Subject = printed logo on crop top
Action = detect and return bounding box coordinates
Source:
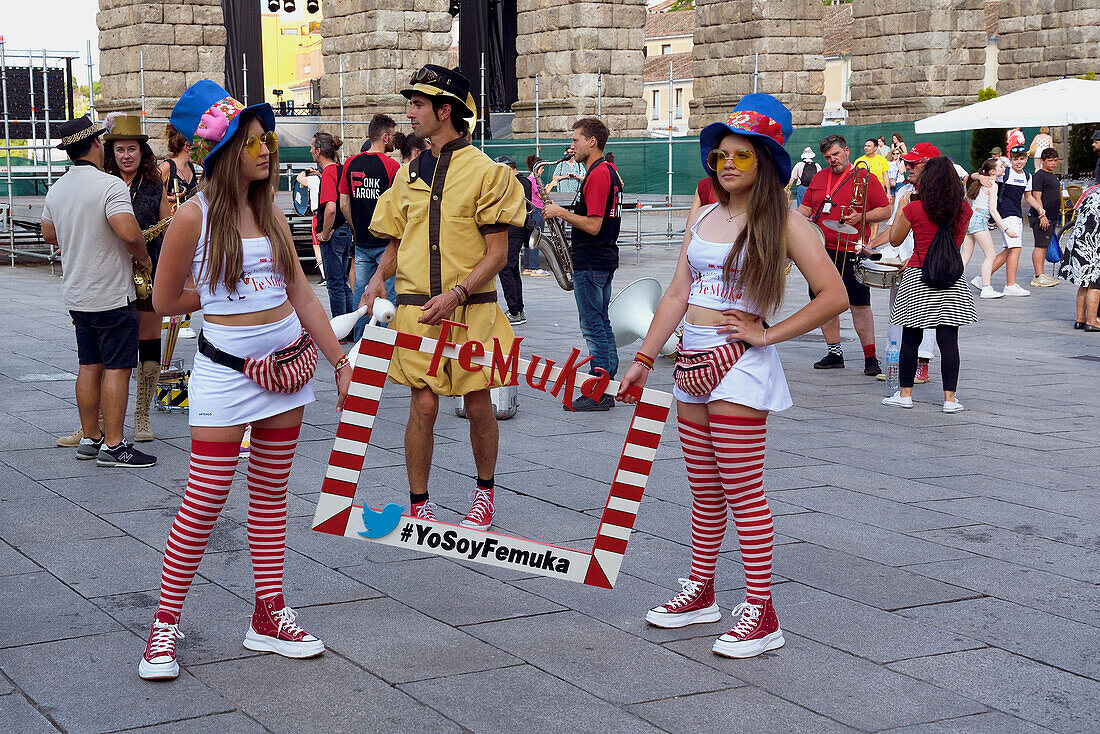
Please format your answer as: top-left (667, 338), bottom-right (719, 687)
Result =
top-left (691, 262), bottom-right (745, 304)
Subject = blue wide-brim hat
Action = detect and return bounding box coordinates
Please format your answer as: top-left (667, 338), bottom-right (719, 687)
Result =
top-left (170, 80), bottom-right (275, 174)
top-left (699, 93), bottom-right (793, 182)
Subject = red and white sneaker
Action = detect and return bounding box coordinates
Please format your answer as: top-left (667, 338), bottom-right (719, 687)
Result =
top-left (461, 486), bottom-right (494, 530)
top-left (138, 609), bottom-right (184, 680)
top-left (243, 594), bottom-right (325, 658)
top-left (915, 360), bottom-right (931, 384)
top-left (411, 499), bottom-right (438, 522)
top-left (645, 577), bottom-right (722, 628)
top-left (712, 596), bottom-right (785, 658)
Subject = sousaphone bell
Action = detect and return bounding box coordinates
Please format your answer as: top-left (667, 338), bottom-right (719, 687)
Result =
top-left (608, 277), bottom-right (678, 357)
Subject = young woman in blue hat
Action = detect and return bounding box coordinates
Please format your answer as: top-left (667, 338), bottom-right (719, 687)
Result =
top-left (617, 94), bottom-right (847, 658)
top-left (139, 81), bottom-right (352, 680)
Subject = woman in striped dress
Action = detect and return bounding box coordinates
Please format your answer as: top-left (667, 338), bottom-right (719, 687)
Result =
top-left (881, 157), bottom-right (977, 413)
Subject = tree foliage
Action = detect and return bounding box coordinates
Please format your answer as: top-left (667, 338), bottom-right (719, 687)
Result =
top-left (970, 88), bottom-right (1003, 171)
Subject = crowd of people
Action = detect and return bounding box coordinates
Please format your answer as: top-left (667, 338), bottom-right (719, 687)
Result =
top-left (38, 60), bottom-right (1100, 684)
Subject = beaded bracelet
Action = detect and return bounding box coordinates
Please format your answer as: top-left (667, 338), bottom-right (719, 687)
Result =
top-left (633, 352), bottom-right (655, 371)
top-left (334, 355), bottom-right (350, 375)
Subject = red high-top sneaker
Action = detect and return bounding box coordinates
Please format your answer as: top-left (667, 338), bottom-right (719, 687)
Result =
top-left (139, 609), bottom-right (184, 680)
top-left (461, 486), bottom-right (494, 530)
top-left (712, 596), bottom-right (785, 658)
top-left (243, 594), bottom-right (325, 658)
top-left (645, 577), bottom-right (722, 628)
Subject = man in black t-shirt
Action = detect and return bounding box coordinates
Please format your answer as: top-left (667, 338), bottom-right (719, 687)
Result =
top-left (543, 117), bottom-right (623, 411)
top-left (340, 114), bottom-right (400, 339)
top-left (1026, 148), bottom-right (1062, 288)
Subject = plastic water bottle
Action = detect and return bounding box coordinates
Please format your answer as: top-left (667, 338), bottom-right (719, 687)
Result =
top-left (885, 340), bottom-right (900, 394)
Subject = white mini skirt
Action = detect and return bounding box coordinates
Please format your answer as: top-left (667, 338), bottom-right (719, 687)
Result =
top-left (189, 311), bottom-right (315, 427)
top-left (671, 321), bottom-right (793, 413)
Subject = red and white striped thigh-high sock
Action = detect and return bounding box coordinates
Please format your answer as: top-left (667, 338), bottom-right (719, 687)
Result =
top-left (709, 414), bottom-right (773, 600)
top-left (679, 416), bottom-right (727, 582)
top-left (245, 424), bottom-right (300, 602)
top-left (157, 439), bottom-right (241, 620)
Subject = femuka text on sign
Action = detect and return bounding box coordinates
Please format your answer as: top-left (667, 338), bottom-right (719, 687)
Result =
top-left (311, 324), bottom-right (673, 588)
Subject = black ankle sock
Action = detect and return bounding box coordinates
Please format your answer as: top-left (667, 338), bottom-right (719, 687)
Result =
top-left (410, 491), bottom-right (429, 505)
top-left (476, 476), bottom-right (494, 490)
top-left (138, 339), bottom-right (161, 364)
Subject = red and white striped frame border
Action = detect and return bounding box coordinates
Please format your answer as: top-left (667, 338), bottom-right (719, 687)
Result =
top-left (311, 324), bottom-right (673, 588)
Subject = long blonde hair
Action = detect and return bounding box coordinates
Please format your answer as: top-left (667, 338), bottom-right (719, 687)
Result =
top-left (706, 137), bottom-right (789, 317)
top-left (199, 113), bottom-right (296, 294)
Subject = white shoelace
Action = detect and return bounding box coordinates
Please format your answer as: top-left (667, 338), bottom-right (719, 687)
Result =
top-left (664, 577), bottom-right (704, 611)
top-left (148, 620), bottom-right (184, 658)
top-left (729, 601), bottom-right (763, 637)
top-left (272, 605), bottom-right (307, 638)
top-left (414, 500), bottom-right (438, 520)
top-left (465, 488), bottom-right (494, 524)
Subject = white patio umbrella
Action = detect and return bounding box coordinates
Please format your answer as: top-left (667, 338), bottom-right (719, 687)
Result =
top-left (914, 78), bottom-right (1100, 133)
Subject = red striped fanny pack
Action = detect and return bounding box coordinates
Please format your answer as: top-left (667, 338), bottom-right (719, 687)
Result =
top-left (198, 329), bottom-right (317, 394)
top-left (673, 340), bottom-right (747, 397)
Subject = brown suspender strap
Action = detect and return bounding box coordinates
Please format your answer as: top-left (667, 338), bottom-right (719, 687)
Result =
top-left (426, 138), bottom-right (471, 298)
top-left (395, 292), bottom-right (496, 307)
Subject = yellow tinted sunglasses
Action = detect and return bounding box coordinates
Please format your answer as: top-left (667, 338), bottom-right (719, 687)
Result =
top-left (707, 148), bottom-right (755, 172)
top-left (243, 131), bottom-right (278, 158)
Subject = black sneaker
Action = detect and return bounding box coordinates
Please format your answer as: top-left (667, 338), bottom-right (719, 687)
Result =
top-left (97, 442), bottom-right (157, 468)
top-left (864, 356), bottom-right (882, 376)
top-left (76, 435), bottom-right (103, 461)
top-left (813, 352), bottom-right (844, 369)
top-left (566, 394), bottom-right (613, 412)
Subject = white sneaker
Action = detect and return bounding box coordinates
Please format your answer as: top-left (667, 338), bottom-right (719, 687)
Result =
top-left (980, 286), bottom-right (1004, 299)
top-left (178, 327), bottom-right (197, 339)
top-left (1003, 284), bottom-right (1030, 297)
top-left (943, 400), bottom-right (965, 414)
top-left (1030, 273), bottom-right (1059, 287)
top-left (969, 276), bottom-right (983, 291)
top-left (882, 391), bottom-right (913, 408)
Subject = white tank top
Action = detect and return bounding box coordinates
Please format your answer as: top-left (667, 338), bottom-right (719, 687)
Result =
top-left (686, 204), bottom-right (761, 315)
top-left (189, 193), bottom-right (290, 316)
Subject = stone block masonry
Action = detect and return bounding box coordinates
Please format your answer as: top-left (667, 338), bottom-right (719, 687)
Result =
top-left (996, 0), bottom-right (1100, 94)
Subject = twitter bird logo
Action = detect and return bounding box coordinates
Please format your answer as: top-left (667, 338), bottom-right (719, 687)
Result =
top-left (359, 503), bottom-right (406, 539)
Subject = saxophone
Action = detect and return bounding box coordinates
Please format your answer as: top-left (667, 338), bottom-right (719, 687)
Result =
top-left (529, 156), bottom-right (574, 291)
top-left (133, 216), bottom-right (173, 299)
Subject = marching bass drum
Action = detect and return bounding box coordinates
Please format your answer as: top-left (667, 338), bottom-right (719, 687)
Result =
top-left (855, 259), bottom-right (903, 289)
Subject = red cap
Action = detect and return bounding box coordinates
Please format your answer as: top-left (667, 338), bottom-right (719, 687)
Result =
top-left (901, 142), bottom-right (941, 162)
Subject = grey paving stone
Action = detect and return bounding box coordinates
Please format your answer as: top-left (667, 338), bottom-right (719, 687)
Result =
top-left (196, 548), bottom-right (378, 607)
top-left (777, 464), bottom-right (975, 503)
top-left (0, 630), bottom-right (233, 734)
top-left (775, 543), bottom-right (978, 610)
top-left (487, 489), bottom-right (603, 545)
top-left (629, 687), bottom-right (857, 733)
top-left (131, 711), bottom-right (267, 734)
top-left (915, 496), bottom-right (1100, 551)
top-left (0, 539), bottom-right (39, 576)
top-left (0, 447), bottom-right (107, 481)
top-left (19, 535), bottom-right (163, 598)
top-left (493, 466), bottom-right (616, 512)
top-left (306, 597), bottom-right (519, 683)
top-left (0, 571), bottom-right (121, 647)
top-left (0, 465), bottom-right (57, 502)
top-left (191, 652), bottom-right (460, 733)
top-left (901, 555), bottom-right (1100, 624)
top-left (776, 511), bottom-right (974, 567)
top-left (0, 691), bottom-right (63, 734)
top-left (97, 582), bottom-right (261, 667)
top-left (664, 632), bottom-right (988, 731)
top-left (105, 507), bottom-right (249, 554)
top-left (342, 556), bottom-right (565, 627)
top-left (463, 610), bottom-right (742, 705)
top-left (43, 472), bottom-right (179, 515)
top-left (776, 583), bottom-right (984, 664)
top-left (882, 711), bottom-right (1053, 733)
top-left (914, 525), bottom-right (1100, 584)
top-left (899, 596), bottom-right (1100, 679)
top-left (618, 531), bottom-right (759, 594)
top-left (402, 665), bottom-right (664, 734)
top-left (0, 675), bottom-right (11, 695)
top-left (889, 648), bottom-right (1099, 733)
top-left (0, 495), bottom-right (123, 547)
top-left (775, 486), bottom-right (967, 533)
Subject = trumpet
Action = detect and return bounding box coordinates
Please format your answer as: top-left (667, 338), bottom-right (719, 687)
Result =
top-left (822, 159), bottom-right (871, 268)
top-left (529, 156), bottom-right (574, 291)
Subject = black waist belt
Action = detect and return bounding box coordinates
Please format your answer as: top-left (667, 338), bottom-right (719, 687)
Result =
top-left (395, 292), bottom-right (496, 307)
top-left (197, 331), bottom-right (247, 372)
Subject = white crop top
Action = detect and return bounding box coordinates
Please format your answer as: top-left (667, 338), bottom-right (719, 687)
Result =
top-left (686, 204), bottom-right (761, 315)
top-left (189, 193), bottom-right (290, 316)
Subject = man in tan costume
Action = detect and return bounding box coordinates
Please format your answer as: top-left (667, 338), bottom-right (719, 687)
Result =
top-left (364, 65), bottom-right (526, 530)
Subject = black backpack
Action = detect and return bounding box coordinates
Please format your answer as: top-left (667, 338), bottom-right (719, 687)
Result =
top-left (799, 162), bottom-right (818, 187)
top-left (920, 223), bottom-right (964, 290)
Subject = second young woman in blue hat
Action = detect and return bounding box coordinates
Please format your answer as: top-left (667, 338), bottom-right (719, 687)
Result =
top-left (617, 94), bottom-right (847, 659)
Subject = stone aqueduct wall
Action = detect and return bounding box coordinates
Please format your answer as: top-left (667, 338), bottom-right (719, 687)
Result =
top-left (97, 0), bottom-right (1095, 142)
